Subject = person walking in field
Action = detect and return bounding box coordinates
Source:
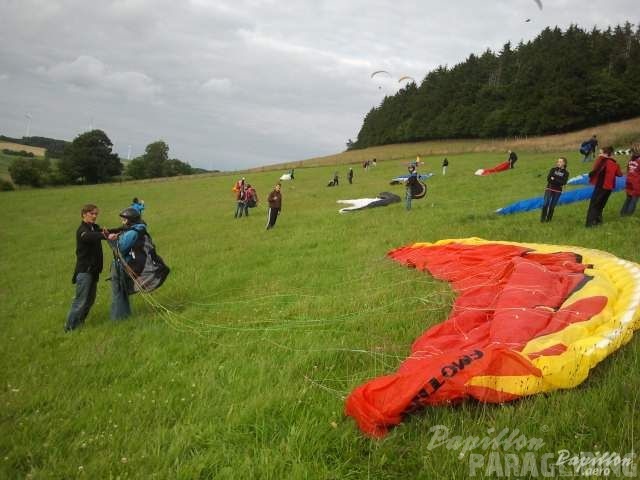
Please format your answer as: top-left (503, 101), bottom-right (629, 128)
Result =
top-left (234, 182), bottom-right (247, 218)
top-left (581, 135), bottom-right (598, 163)
top-left (540, 157), bottom-right (569, 222)
top-left (620, 144), bottom-right (640, 216)
top-left (348, 168), bottom-right (354, 184)
top-left (65, 204), bottom-right (118, 332)
top-left (405, 165), bottom-right (419, 211)
top-left (585, 146), bottom-right (623, 227)
top-left (266, 183), bottom-right (282, 230)
top-left (442, 158), bottom-right (449, 176)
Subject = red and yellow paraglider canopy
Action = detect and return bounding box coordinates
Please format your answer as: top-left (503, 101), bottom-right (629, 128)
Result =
top-left (346, 238), bottom-right (640, 437)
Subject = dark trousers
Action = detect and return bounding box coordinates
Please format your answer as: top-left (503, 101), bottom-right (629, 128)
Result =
top-left (586, 187), bottom-right (612, 227)
top-left (65, 272), bottom-right (98, 331)
top-left (266, 207), bottom-right (280, 229)
top-left (234, 201), bottom-right (245, 218)
top-left (621, 195), bottom-right (639, 216)
top-left (541, 190), bottom-right (561, 222)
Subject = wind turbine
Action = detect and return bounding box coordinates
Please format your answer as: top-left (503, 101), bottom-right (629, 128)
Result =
top-left (25, 113), bottom-right (32, 137)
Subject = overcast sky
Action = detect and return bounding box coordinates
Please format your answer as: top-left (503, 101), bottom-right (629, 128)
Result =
top-left (0, 1), bottom-right (637, 170)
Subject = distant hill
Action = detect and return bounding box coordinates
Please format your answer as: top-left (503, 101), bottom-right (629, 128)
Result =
top-left (0, 135), bottom-right (68, 158)
top-left (352, 23), bottom-right (640, 150)
top-left (248, 116), bottom-right (640, 172)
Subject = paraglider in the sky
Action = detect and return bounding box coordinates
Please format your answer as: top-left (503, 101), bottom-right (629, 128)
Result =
top-left (370, 70), bottom-right (391, 78)
top-left (398, 76), bottom-right (416, 84)
top-left (533, 0), bottom-right (543, 10)
top-left (346, 238), bottom-right (640, 437)
top-left (525, 18), bottom-right (531, 22)
top-left (337, 192), bottom-right (401, 213)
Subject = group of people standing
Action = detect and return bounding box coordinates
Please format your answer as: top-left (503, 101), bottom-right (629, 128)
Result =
top-left (540, 143), bottom-right (640, 226)
top-left (232, 177), bottom-right (283, 229)
top-left (233, 178), bottom-right (258, 218)
top-left (65, 198), bottom-right (150, 332)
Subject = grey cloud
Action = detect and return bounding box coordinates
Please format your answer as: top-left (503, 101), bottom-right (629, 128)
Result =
top-left (0, 0), bottom-right (637, 170)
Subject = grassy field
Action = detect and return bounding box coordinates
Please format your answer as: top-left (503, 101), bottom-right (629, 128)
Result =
top-left (1, 148), bottom-right (638, 479)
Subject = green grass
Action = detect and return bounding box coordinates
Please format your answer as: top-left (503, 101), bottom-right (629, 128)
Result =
top-left (1, 150), bottom-right (638, 479)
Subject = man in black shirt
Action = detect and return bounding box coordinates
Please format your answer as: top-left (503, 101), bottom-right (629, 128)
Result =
top-left (65, 204), bottom-right (116, 332)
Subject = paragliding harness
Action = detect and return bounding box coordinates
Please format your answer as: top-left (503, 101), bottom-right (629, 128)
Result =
top-left (579, 141), bottom-right (592, 156)
top-left (112, 226), bottom-right (170, 295)
top-left (410, 180), bottom-right (427, 199)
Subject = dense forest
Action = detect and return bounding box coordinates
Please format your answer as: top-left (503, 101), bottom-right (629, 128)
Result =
top-left (351, 23), bottom-right (640, 149)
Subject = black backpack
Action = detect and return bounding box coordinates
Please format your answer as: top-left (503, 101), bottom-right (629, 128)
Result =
top-left (126, 230), bottom-right (170, 294)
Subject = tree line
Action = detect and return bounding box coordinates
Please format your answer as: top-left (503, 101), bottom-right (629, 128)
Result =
top-left (350, 23), bottom-right (640, 150)
top-left (6, 130), bottom-right (197, 188)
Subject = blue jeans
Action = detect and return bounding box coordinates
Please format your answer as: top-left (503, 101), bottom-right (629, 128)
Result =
top-left (621, 195), bottom-right (639, 216)
top-left (65, 272), bottom-right (98, 331)
top-left (110, 261), bottom-right (132, 320)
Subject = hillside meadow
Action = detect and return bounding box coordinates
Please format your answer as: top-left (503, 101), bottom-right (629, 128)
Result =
top-left (1, 149), bottom-right (638, 479)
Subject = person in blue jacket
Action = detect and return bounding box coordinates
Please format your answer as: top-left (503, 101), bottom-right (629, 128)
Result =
top-left (405, 165), bottom-right (419, 211)
top-left (110, 207), bottom-right (147, 320)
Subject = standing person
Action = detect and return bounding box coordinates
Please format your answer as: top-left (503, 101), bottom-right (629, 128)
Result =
top-left (581, 135), bottom-right (598, 163)
top-left (585, 146), bottom-right (623, 227)
top-left (507, 150), bottom-right (518, 169)
top-left (405, 165), bottom-right (419, 211)
top-left (333, 171), bottom-right (339, 186)
top-left (244, 184), bottom-right (258, 215)
top-left (65, 204), bottom-right (117, 332)
top-left (289, 168), bottom-right (295, 180)
top-left (442, 158), bottom-right (449, 176)
top-left (621, 145), bottom-right (640, 216)
top-left (347, 168), bottom-right (354, 184)
top-left (130, 197), bottom-right (145, 215)
top-left (110, 208), bottom-right (148, 320)
top-left (540, 157), bottom-right (569, 222)
top-left (234, 183), bottom-right (247, 218)
top-left (266, 183), bottom-right (282, 230)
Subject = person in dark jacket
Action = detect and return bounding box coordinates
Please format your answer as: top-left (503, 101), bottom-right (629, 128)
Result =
top-left (347, 168), bottom-right (354, 184)
top-left (65, 204), bottom-right (117, 332)
top-left (266, 183), bottom-right (282, 230)
top-left (582, 135), bottom-right (598, 163)
top-left (507, 150), bottom-right (518, 169)
top-left (540, 157), bottom-right (569, 222)
top-left (585, 146), bottom-right (623, 227)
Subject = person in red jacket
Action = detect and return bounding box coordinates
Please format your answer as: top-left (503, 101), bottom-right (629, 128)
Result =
top-left (620, 145), bottom-right (640, 216)
top-left (585, 146), bottom-right (623, 227)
